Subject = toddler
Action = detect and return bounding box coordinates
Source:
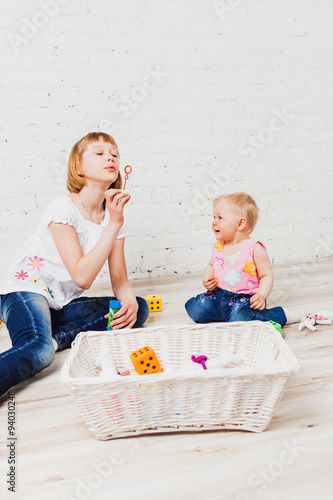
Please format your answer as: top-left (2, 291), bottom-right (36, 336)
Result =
top-left (185, 192), bottom-right (298, 326)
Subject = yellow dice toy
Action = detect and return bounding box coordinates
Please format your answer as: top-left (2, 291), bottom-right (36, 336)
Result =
top-left (146, 294), bottom-right (162, 312)
top-left (130, 346), bottom-right (163, 375)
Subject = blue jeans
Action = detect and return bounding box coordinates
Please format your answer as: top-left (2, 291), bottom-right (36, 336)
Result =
top-left (0, 292), bottom-right (149, 397)
top-left (185, 288), bottom-right (286, 326)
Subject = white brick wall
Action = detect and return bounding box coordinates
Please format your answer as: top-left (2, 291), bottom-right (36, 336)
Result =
top-left (1, 0), bottom-right (333, 284)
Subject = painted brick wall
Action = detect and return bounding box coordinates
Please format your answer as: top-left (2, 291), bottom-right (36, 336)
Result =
top-left (1, 0), bottom-right (333, 284)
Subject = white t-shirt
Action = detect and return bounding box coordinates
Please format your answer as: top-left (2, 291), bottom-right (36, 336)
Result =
top-left (0, 195), bottom-right (127, 310)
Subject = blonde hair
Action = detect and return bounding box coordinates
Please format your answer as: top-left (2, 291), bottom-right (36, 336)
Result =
top-left (67, 132), bottom-right (122, 193)
top-left (213, 192), bottom-right (259, 232)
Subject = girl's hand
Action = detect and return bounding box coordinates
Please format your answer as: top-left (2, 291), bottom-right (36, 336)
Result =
top-left (104, 301), bottom-right (138, 329)
top-left (104, 189), bottom-right (131, 225)
top-left (250, 293), bottom-right (266, 310)
top-left (203, 277), bottom-right (218, 291)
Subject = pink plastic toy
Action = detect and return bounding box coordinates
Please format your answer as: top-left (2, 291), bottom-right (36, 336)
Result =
top-left (191, 355), bottom-right (208, 370)
top-left (123, 165), bottom-right (132, 191)
top-left (190, 352), bottom-right (242, 371)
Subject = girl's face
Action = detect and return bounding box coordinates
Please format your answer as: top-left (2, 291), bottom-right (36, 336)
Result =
top-left (80, 138), bottom-right (120, 185)
top-left (212, 200), bottom-right (240, 241)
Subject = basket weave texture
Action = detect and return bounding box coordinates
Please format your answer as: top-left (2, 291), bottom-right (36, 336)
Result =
top-left (60, 321), bottom-right (300, 440)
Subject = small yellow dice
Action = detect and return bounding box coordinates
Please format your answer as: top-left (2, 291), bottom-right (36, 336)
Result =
top-left (130, 346), bottom-right (163, 375)
top-left (146, 294), bottom-right (162, 312)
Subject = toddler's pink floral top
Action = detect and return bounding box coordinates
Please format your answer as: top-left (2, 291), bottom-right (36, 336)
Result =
top-left (213, 237), bottom-right (266, 295)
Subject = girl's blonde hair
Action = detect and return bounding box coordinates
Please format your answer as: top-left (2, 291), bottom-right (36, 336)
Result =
top-left (213, 192), bottom-right (259, 232)
top-left (67, 132), bottom-right (122, 193)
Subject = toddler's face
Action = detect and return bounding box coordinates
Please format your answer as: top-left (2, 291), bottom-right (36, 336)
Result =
top-left (212, 200), bottom-right (240, 241)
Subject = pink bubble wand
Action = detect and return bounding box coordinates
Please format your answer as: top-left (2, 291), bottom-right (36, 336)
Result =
top-left (122, 165), bottom-right (132, 191)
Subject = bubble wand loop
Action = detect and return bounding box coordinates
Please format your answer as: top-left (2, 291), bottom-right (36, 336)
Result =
top-left (123, 165), bottom-right (132, 191)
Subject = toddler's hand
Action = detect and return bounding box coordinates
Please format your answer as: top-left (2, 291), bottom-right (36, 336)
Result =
top-left (250, 293), bottom-right (266, 310)
top-left (203, 277), bottom-right (218, 291)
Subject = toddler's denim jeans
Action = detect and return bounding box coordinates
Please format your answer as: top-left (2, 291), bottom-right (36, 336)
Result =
top-left (0, 291), bottom-right (149, 397)
top-left (185, 288), bottom-right (286, 326)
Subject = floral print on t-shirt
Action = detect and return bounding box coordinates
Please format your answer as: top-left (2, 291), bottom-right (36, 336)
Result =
top-left (14, 256), bottom-right (54, 298)
top-left (243, 260), bottom-right (256, 277)
top-left (213, 238), bottom-right (265, 295)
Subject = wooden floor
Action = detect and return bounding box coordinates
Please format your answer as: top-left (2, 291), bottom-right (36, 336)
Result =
top-left (0, 258), bottom-right (333, 500)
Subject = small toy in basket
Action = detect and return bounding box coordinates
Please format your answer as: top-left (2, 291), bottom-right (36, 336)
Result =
top-left (130, 346), bottom-right (163, 375)
top-left (190, 350), bottom-right (243, 371)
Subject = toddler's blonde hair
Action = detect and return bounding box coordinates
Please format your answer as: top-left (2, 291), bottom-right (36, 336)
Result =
top-left (213, 192), bottom-right (259, 232)
top-left (67, 132), bottom-right (122, 193)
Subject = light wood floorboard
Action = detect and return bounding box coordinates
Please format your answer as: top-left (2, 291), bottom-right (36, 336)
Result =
top-left (0, 258), bottom-right (333, 500)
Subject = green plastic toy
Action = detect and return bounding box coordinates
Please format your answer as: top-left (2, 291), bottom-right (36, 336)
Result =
top-left (107, 300), bottom-right (121, 330)
top-left (269, 320), bottom-right (282, 334)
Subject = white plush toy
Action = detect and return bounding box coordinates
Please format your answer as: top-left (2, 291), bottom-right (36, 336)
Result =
top-left (97, 340), bottom-right (119, 378)
top-left (319, 310), bottom-right (333, 320)
top-left (97, 340), bottom-right (130, 378)
top-left (298, 312), bottom-right (333, 332)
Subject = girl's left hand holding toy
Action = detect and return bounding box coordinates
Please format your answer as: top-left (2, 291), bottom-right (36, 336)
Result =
top-left (104, 301), bottom-right (138, 329)
top-left (250, 293), bottom-right (266, 310)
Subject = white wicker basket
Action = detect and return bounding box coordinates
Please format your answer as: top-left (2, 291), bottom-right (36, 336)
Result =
top-left (60, 321), bottom-right (299, 440)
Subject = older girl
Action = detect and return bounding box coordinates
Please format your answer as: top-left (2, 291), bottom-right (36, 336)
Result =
top-left (0, 132), bottom-right (148, 396)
